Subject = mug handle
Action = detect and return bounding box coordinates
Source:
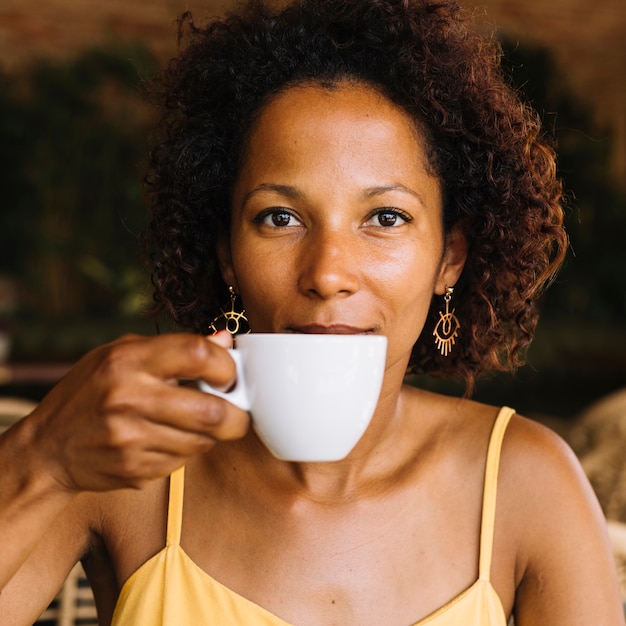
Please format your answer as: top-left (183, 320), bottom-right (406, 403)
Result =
top-left (196, 349), bottom-right (251, 411)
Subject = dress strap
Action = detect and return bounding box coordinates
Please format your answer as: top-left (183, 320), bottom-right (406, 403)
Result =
top-left (478, 406), bottom-right (515, 580)
top-left (166, 465), bottom-right (186, 546)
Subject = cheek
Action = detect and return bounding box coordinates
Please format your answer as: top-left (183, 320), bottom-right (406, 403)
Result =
top-left (389, 282), bottom-right (434, 335)
top-left (380, 247), bottom-right (441, 328)
top-left (230, 247), bottom-right (289, 322)
top-left (383, 242), bottom-right (442, 296)
top-left (382, 287), bottom-right (435, 366)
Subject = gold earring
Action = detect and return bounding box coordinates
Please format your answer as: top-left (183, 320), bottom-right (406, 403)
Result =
top-left (433, 286), bottom-right (460, 357)
top-left (208, 286), bottom-right (250, 335)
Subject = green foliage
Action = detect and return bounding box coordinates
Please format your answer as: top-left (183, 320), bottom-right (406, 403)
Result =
top-left (0, 43), bottom-right (157, 331)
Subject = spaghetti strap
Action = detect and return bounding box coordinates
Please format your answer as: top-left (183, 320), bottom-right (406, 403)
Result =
top-left (478, 407), bottom-right (515, 580)
top-left (166, 465), bottom-right (185, 546)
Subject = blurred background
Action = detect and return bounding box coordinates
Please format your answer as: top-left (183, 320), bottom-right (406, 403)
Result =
top-left (0, 0), bottom-right (624, 421)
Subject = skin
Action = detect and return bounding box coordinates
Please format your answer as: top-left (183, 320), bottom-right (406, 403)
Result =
top-left (0, 82), bottom-right (623, 626)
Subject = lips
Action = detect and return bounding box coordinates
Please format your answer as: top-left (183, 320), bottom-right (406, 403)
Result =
top-left (286, 324), bottom-right (375, 335)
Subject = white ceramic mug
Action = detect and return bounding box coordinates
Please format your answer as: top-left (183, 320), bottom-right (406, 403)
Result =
top-left (198, 333), bottom-right (387, 462)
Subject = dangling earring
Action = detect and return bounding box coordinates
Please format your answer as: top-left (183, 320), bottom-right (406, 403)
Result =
top-left (208, 286), bottom-right (250, 336)
top-left (433, 286), bottom-right (460, 357)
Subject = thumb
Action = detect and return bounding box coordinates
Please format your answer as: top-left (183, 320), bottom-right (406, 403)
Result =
top-left (206, 330), bottom-right (234, 350)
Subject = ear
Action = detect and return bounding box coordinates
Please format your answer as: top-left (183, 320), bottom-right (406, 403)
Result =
top-left (216, 230), bottom-right (237, 288)
top-left (434, 223), bottom-right (468, 295)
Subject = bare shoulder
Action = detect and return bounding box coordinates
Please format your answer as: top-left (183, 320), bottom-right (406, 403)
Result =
top-left (86, 476), bottom-right (169, 576)
top-left (495, 411), bottom-right (602, 544)
top-left (495, 412), bottom-right (624, 623)
top-left (499, 412), bottom-right (596, 518)
top-left (71, 477), bottom-right (170, 624)
top-left (502, 411), bottom-right (584, 478)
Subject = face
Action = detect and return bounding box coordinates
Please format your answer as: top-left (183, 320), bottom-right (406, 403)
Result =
top-left (219, 82), bottom-right (466, 372)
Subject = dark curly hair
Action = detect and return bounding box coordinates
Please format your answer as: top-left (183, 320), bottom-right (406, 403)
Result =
top-left (143, 0), bottom-right (567, 392)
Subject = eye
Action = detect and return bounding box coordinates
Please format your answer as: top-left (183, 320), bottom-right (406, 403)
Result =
top-left (253, 209), bottom-right (302, 228)
top-left (366, 208), bottom-right (412, 228)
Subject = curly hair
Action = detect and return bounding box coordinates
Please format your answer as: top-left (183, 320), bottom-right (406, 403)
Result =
top-left (143, 0), bottom-right (567, 392)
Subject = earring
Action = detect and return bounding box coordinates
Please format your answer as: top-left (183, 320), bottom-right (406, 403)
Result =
top-left (208, 286), bottom-right (250, 336)
top-left (433, 286), bottom-right (460, 357)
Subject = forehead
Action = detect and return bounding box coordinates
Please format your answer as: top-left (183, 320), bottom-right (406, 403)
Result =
top-left (250, 81), bottom-right (422, 143)
top-left (237, 81), bottom-right (438, 190)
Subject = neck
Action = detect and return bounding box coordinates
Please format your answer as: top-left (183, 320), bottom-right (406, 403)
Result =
top-left (225, 378), bottom-right (428, 503)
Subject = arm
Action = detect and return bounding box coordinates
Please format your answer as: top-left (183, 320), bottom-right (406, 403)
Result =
top-left (507, 418), bottom-right (624, 625)
top-left (0, 332), bottom-right (249, 614)
top-left (0, 473), bottom-right (93, 625)
top-left (0, 409), bottom-right (88, 596)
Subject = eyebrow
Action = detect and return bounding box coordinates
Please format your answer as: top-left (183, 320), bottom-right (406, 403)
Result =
top-left (241, 183), bottom-right (305, 208)
top-left (362, 184), bottom-right (426, 206)
top-left (241, 182), bottom-right (426, 207)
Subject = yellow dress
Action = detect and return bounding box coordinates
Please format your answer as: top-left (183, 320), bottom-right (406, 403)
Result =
top-left (111, 407), bottom-right (514, 625)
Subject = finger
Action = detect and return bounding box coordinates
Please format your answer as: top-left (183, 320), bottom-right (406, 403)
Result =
top-left (74, 446), bottom-right (195, 491)
top-left (207, 330), bottom-right (234, 349)
top-left (149, 389), bottom-right (250, 441)
top-left (141, 406), bottom-right (248, 452)
top-left (90, 407), bottom-right (248, 487)
top-left (101, 378), bottom-right (250, 441)
top-left (101, 333), bottom-right (238, 391)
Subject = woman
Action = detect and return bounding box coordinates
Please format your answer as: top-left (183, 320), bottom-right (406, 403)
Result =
top-left (0, 0), bottom-right (623, 624)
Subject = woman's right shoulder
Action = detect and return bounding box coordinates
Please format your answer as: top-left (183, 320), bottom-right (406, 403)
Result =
top-left (64, 476), bottom-right (170, 620)
top-left (83, 474), bottom-right (171, 569)
top-left (0, 475), bottom-right (167, 625)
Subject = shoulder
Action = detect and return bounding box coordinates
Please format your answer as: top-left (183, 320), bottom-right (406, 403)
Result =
top-left (495, 413), bottom-right (624, 621)
top-left (419, 399), bottom-right (607, 573)
top-left (79, 476), bottom-right (170, 585)
top-left (502, 411), bottom-right (583, 476)
top-left (496, 411), bottom-right (602, 544)
top-left (499, 411), bottom-right (596, 517)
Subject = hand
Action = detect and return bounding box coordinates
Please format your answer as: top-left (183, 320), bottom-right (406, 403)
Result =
top-left (26, 332), bottom-right (250, 492)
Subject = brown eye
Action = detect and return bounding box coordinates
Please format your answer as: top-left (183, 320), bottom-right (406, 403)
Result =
top-left (377, 211), bottom-right (399, 227)
top-left (253, 209), bottom-right (302, 228)
top-left (367, 208), bottom-right (411, 228)
top-left (271, 211), bottom-right (293, 227)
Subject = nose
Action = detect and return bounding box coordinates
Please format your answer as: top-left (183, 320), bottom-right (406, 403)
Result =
top-left (297, 228), bottom-right (360, 299)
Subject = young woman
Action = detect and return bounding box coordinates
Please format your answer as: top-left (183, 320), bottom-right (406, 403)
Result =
top-left (1, 1), bottom-right (623, 624)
